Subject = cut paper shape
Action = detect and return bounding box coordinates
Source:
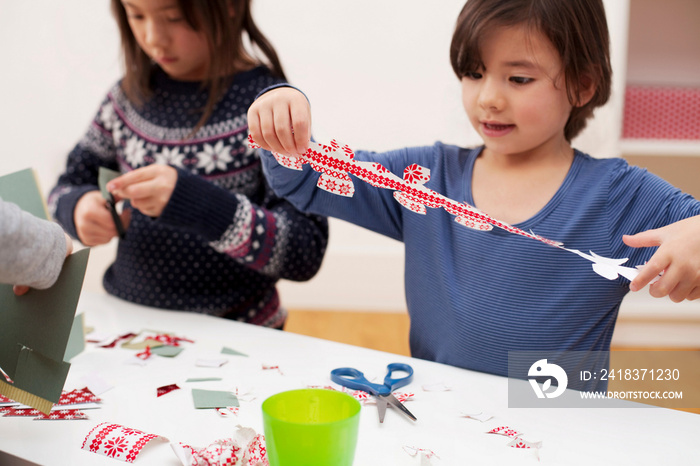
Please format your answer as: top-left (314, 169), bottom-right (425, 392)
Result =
top-left (192, 389), bottom-right (239, 409)
top-left (13, 387), bottom-right (101, 412)
top-left (121, 331), bottom-right (166, 350)
top-left (34, 409), bottom-right (88, 420)
top-left (221, 346), bottom-right (248, 357)
top-left (151, 334), bottom-right (194, 346)
top-left (422, 382), bottom-right (452, 392)
top-left (157, 384), bottom-right (180, 398)
top-left (186, 377), bottom-right (222, 383)
top-left (171, 425), bottom-right (267, 466)
top-left (261, 364), bottom-right (283, 374)
top-left (250, 136), bottom-right (647, 282)
top-left (487, 425), bottom-right (542, 451)
top-left (86, 331), bottom-right (113, 344)
top-left (196, 355), bottom-right (229, 367)
top-left (460, 412), bottom-right (494, 422)
top-left (151, 345), bottom-right (184, 357)
top-left (216, 406), bottom-right (240, 418)
top-left (80, 373), bottom-right (114, 396)
top-left (100, 332), bottom-right (138, 348)
top-left (403, 445), bottom-right (440, 465)
top-left (135, 347), bottom-right (153, 360)
top-left (57, 387), bottom-right (101, 406)
top-left (98, 167), bottom-right (126, 239)
top-left (82, 422), bottom-right (167, 463)
top-left (310, 384), bottom-right (413, 405)
top-left (3, 408), bottom-right (44, 417)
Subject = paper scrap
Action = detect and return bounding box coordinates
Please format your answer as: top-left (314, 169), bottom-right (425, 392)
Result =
top-left (151, 345), bottom-right (184, 357)
top-left (460, 412), bottom-right (494, 422)
top-left (81, 422), bottom-right (167, 463)
top-left (191, 389), bottom-right (239, 409)
top-left (487, 425), bottom-right (542, 450)
top-left (196, 356), bottom-right (229, 368)
top-left (403, 445), bottom-right (440, 465)
top-left (422, 381), bottom-right (452, 392)
top-left (34, 409), bottom-right (89, 420)
top-left (157, 384), bottom-right (181, 398)
top-left (79, 373), bottom-right (114, 396)
top-left (186, 377), bottom-right (222, 383)
top-left (221, 346), bottom-right (248, 357)
top-left (216, 407), bottom-right (240, 418)
top-left (172, 425), bottom-right (267, 466)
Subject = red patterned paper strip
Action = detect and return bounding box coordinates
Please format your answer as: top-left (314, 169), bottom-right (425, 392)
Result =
top-left (34, 409), bottom-right (88, 420)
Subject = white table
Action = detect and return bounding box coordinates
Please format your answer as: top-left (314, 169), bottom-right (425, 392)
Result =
top-left (1, 292), bottom-right (698, 465)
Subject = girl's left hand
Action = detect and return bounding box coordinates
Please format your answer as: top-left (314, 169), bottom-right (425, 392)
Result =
top-left (107, 165), bottom-right (178, 218)
top-left (624, 215), bottom-right (700, 302)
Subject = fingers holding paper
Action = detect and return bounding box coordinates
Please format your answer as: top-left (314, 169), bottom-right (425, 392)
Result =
top-left (624, 215), bottom-right (700, 302)
top-left (247, 87), bottom-right (311, 157)
top-left (74, 191), bottom-right (122, 246)
top-left (107, 165), bottom-right (177, 218)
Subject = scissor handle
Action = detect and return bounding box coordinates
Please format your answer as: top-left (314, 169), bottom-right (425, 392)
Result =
top-left (384, 363), bottom-right (413, 391)
top-left (330, 367), bottom-right (387, 395)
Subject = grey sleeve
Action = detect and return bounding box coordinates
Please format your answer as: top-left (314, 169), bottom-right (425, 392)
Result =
top-left (0, 198), bottom-right (68, 289)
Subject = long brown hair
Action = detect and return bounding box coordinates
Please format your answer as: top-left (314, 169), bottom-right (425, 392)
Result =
top-left (111, 0), bottom-right (286, 137)
top-left (449, 0), bottom-right (612, 141)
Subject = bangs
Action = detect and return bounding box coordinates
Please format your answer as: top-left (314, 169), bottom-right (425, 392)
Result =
top-left (450, 0), bottom-right (538, 78)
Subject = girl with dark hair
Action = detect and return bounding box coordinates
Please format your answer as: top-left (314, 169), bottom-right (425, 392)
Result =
top-left (247, 0), bottom-right (700, 378)
top-left (49, 0), bottom-right (328, 328)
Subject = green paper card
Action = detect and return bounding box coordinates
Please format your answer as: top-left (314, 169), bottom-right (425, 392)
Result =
top-left (192, 389), bottom-right (239, 409)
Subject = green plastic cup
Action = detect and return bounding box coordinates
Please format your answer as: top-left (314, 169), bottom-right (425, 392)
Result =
top-left (262, 388), bottom-right (361, 466)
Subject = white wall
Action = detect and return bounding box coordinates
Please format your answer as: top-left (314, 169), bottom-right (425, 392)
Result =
top-left (1, 0), bottom-right (630, 312)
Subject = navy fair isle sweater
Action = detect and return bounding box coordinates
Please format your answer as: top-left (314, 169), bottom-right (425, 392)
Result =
top-left (49, 66), bottom-right (328, 327)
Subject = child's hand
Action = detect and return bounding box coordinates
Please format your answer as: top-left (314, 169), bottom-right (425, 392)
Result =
top-left (247, 87), bottom-right (311, 157)
top-left (624, 215), bottom-right (700, 301)
top-left (13, 233), bottom-right (74, 296)
top-left (107, 165), bottom-right (177, 218)
top-left (74, 191), bottom-right (124, 246)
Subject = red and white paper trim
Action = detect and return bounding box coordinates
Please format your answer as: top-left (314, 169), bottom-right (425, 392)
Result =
top-left (249, 135), bottom-right (644, 282)
top-left (487, 425), bottom-right (542, 450)
top-left (171, 425), bottom-right (268, 466)
top-left (81, 422), bottom-right (167, 463)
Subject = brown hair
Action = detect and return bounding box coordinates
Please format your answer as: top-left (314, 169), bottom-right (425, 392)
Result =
top-left (449, 0), bottom-right (612, 141)
top-left (111, 0), bottom-right (286, 137)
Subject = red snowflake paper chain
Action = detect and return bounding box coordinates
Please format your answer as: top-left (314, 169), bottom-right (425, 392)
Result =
top-left (249, 135), bottom-right (560, 249)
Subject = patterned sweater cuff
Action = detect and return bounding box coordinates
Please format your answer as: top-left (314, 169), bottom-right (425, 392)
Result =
top-left (158, 168), bottom-right (240, 241)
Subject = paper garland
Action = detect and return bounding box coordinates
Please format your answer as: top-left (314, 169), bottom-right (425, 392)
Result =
top-left (250, 135), bottom-right (644, 282)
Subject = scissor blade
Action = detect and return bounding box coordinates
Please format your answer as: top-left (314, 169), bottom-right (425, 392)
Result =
top-left (376, 397), bottom-right (388, 423)
top-left (384, 394), bottom-right (417, 421)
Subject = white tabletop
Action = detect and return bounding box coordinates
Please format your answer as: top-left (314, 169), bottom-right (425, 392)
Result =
top-left (1, 291), bottom-right (698, 465)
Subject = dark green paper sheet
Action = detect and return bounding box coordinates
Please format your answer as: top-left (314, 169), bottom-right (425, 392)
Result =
top-left (0, 168), bottom-right (90, 413)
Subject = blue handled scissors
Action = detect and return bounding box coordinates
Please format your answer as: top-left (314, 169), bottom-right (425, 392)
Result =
top-left (330, 363), bottom-right (417, 423)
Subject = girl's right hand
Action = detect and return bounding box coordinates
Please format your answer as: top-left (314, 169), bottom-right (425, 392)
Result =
top-left (74, 190), bottom-right (127, 246)
top-left (247, 87), bottom-right (311, 158)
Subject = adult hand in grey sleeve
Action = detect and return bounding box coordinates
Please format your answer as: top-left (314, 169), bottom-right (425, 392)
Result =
top-left (0, 198), bottom-right (73, 292)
